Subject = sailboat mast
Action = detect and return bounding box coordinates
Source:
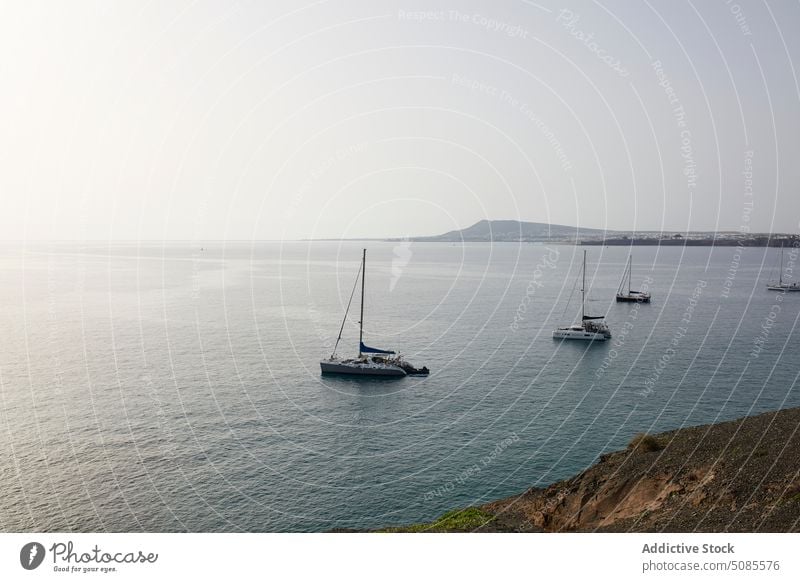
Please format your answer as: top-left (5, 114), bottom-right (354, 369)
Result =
top-left (359, 248), bottom-right (366, 355)
top-left (628, 255), bottom-right (632, 294)
top-left (780, 242), bottom-right (784, 285)
top-left (582, 250), bottom-right (586, 321)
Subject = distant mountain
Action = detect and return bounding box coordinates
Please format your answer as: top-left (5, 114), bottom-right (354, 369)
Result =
top-left (399, 220), bottom-right (797, 246)
top-left (409, 219), bottom-right (609, 242)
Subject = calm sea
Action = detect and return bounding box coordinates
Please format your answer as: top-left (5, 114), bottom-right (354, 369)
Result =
top-left (1, 241), bottom-right (798, 532)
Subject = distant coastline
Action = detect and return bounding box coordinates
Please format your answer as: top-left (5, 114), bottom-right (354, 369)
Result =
top-left (377, 219), bottom-right (800, 247)
top-left (579, 236), bottom-right (799, 247)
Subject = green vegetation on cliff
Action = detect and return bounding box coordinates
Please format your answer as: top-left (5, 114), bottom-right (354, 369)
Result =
top-left (379, 508), bottom-right (496, 533)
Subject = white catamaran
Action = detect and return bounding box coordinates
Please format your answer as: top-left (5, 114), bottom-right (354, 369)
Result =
top-left (616, 254), bottom-right (651, 303)
top-left (320, 249), bottom-right (430, 377)
top-left (553, 250), bottom-right (612, 341)
top-left (766, 242), bottom-right (800, 292)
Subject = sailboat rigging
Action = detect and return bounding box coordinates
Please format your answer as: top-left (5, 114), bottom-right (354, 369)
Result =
top-left (616, 254), bottom-right (651, 303)
top-left (320, 249), bottom-right (430, 376)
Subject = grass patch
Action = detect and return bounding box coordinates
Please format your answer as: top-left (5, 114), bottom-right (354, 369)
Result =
top-left (628, 433), bottom-right (663, 453)
top-left (379, 508), bottom-right (496, 533)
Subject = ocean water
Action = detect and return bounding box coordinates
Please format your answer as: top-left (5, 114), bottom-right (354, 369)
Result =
top-left (1, 241), bottom-right (798, 532)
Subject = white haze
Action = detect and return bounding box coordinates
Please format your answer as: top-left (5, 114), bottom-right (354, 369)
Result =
top-left (1, 0), bottom-right (799, 240)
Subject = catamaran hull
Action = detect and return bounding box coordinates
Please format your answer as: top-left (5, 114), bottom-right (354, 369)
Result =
top-left (320, 361), bottom-right (407, 376)
top-left (767, 285), bottom-right (800, 292)
top-left (552, 329), bottom-right (608, 341)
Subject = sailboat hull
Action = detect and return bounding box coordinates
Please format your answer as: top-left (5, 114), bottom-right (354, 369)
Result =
top-left (552, 327), bottom-right (608, 341)
top-left (616, 293), bottom-right (651, 303)
top-left (320, 359), bottom-right (407, 376)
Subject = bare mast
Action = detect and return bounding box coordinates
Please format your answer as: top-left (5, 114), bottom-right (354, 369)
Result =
top-left (628, 254), bottom-right (632, 294)
top-left (582, 250), bottom-right (586, 321)
top-left (359, 248), bottom-right (366, 356)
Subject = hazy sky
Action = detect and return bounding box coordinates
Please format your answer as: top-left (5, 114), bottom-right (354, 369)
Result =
top-left (2, 0), bottom-right (799, 240)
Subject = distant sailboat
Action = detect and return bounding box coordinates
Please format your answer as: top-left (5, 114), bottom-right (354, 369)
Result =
top-left (320, 249), bottom-right (430, 376)
top-left (767, 243), bottom-right (800, 292)
top-left (616, 254), bottom-right (651, 303)
top-left (553, 250), bottom-right (612, 341)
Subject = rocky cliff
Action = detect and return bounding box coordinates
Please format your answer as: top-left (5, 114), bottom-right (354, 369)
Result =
top-left (383, 408), bottom-right (800, 532)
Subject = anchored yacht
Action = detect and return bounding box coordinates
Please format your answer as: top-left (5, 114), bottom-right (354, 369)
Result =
top-left (553, 250), bottom-right (612, 341)
top-left (767, 243), bottom-right (800, 292)
top-left (616, 254), bottom-right (651, 303)
top-left (320, 249), bottom-right (429, 377)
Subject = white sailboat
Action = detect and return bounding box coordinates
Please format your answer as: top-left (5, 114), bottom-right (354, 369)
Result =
top-left (320, 249), bottom-right (430, 376)
top-left (766, 242), bottom-right (800, 292)
top-left (616, 254), bottom-right (651, 303)
top-left (553, 250), bottom-right (612, 341)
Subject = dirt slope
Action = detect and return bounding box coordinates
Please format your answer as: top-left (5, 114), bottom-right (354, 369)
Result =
top-left (481, 408), bottom-right (800, 532)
